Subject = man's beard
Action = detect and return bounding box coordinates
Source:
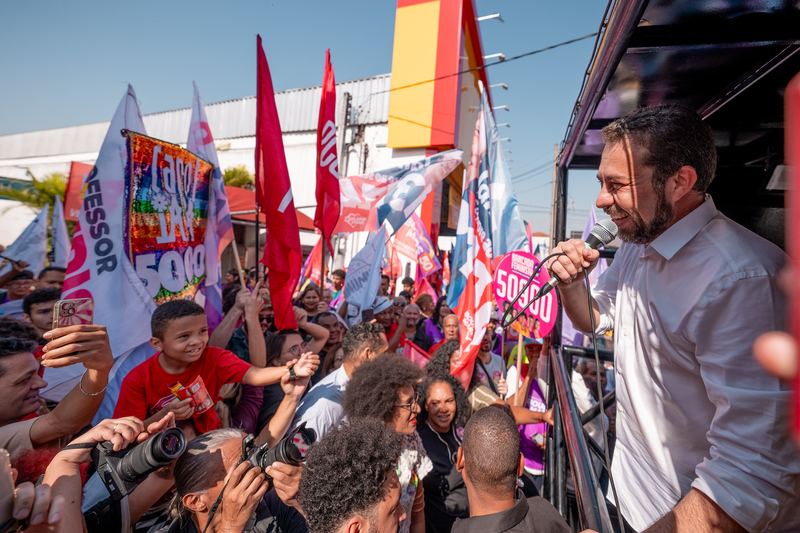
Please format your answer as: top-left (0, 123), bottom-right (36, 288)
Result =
top-left (605, 187), bottom-right (673, 245)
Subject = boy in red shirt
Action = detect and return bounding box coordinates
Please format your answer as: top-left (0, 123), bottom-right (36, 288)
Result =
top-left (114, 299), bottom-right (318, 434)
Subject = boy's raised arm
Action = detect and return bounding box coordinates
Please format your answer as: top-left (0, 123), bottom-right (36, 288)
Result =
top-left (242, 352), bottom-right (320, 387)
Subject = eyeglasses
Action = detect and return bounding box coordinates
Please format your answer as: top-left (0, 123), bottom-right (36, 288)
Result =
top-left (395, 392), bottom-right (419, 412)
top-left (393, 302), bottom-right (405, 307)
top-left (259, 314), bottom-right (274, 324)
top-left (281, 341), bottom-right (309, 357)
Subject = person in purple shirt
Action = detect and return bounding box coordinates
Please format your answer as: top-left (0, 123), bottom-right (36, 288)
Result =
top-left (423, 296), bottom-right (452, 345)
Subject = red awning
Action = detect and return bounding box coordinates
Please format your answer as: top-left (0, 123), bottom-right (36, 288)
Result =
top-left (225, 185), bottom-right (315, 231)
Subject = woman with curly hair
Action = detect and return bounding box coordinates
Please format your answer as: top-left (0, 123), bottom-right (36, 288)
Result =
top-left (427, 339), bottom-right (480, 393)
top-left (422, 296), bottom-right (452, 344)
top-left (342, 354), bottom-right (432, 533)
top-left (416, 373), bottom-right (471, 533)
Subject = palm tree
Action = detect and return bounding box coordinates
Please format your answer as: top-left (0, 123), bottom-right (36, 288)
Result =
top-left (222, 165), bottom-right (255, 190)
top-left (0, 172), bottom-right (75, 235)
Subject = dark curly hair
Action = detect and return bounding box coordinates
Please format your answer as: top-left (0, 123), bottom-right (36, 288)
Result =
top-left (23, 287), bottom-right (61, 316)
top-left (343, 353), bottom-right (424, 423)
top-left (298, 418), bottom-right (403, 533)
top-left (0, 317), bottom-right (38, 342)
top-left (342, 321), bottom-right (385, 363)
top-left (426, 339), bottom-right (479, 392)
top-left (417, 372), bottom-right (469, 428)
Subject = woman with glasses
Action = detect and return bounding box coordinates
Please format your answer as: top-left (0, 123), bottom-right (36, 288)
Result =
top-left (342, 353), bottom-right (431, 533)
top-left (251, 316), bottom-right (328, 437)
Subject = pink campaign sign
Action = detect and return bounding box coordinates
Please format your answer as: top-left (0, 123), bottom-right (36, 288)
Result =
top-left (493, 251), bottom-right (557, 338)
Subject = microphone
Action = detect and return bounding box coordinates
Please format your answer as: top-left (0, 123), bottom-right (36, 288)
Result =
top-left (534, 219), bottom-right (618, 301)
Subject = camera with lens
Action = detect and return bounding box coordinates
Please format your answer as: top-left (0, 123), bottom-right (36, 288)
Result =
top-left (91, 427), bottom-right (187, 501)
top-left (239, 423), bottom-right (316, 481)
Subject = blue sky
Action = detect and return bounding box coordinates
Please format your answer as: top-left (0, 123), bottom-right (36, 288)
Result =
top-left (0, 0), bottom-right (607, 234)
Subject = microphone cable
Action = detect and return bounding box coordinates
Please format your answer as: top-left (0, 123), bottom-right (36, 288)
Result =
top-left (500, 254), bottom-right (628, 532)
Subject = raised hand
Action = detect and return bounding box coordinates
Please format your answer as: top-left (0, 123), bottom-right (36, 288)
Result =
top-left (292, 352), bottom-right (320, 378)
top-left (41, 325), bottom-right (113, 371)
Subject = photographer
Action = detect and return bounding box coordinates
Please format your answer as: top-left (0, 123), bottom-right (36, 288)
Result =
top-left (35, 414), bottom-right (178, 533)
top-left (155, 428), bottom-right (306, 533)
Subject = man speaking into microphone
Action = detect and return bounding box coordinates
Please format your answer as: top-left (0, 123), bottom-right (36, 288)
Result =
top-left (551, 105), bottom-right (799, 532)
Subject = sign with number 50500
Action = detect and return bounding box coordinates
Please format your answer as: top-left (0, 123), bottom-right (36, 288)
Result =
top-left (493, 251), bottom-right (557, 338)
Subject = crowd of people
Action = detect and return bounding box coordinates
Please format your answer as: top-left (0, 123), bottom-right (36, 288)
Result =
top-left (0, 255), bottom-right (579, 533)
top-left (1, 103), bottom-right (799, 533)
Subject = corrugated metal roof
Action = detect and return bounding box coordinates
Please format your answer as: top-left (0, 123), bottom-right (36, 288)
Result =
top-left (0, 73), bottom-right (391, 160)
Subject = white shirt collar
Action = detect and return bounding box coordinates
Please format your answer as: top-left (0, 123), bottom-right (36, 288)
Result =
top-left (645, 195), bottom-right (718, 260)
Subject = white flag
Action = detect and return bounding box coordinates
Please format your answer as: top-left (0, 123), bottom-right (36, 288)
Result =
top-left (343, 225), bottom-right (387, 313)
top-left (44, 86), bottom-right (157, 411)
top-left (51, 196), bottom-right (70, 268)
top-left (0, 205), bottom-right (49, 277)
top-left (187, 82), bottom-right (234, 329)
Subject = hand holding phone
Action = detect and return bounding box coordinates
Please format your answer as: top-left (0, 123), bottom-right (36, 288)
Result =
top-left (361, 309), bottom-right (374, 322)
top-left (41, 324), bottom-right (114, 371)
top-left (52, 298), bottom-right (93, 330)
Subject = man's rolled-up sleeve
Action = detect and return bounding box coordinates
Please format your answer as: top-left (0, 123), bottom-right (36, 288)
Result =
top-left (690, 274), bottom-right (800, 532)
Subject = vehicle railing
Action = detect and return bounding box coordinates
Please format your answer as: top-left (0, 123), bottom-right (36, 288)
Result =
top-left (547, 344), bottom-right (615, 532)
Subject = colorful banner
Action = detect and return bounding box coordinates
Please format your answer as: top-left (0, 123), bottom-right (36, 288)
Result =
top-left (334, 150), bottom-right (462, 235)
top-left (493, 251), bottom-right (556, 339)
top-left (123, 131), bottom-right (213, 305)
top-left (65, 162), bottom-right (93, 222)
top-left (394, 213), bottom-right (442, 277)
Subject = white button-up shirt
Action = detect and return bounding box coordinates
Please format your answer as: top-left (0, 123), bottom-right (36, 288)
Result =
top-left (588, 196), bottom-right (799, 532)
top-left (291, 364), bottom-right (350, 438)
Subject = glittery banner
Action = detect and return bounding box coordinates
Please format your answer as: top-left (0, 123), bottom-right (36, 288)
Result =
top-left (123, 131), bottom-right (213, 305)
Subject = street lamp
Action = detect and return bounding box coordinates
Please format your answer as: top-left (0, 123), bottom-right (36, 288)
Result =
top-left (477, 13), bottom-right (504, 22)
top-left (493, 106), bottom-right (509, 112)
top-left (499, 138), bottom-right (511, 142)
top-left (490, 83), bottom-right (508, 90)
top-left (497, 123), bottom-right (510, 128)
top-left (484, 53), bottom-right (506, 62)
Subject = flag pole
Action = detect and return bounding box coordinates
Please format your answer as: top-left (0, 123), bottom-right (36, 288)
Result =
top-left (255, 184), bottom-right (261, 282)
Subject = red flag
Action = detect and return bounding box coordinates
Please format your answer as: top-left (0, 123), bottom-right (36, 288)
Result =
top-left (297, 238), bottom-right (323, 292)
top-left (403, 339), bottom-right (430, 369)
top-left (451, 180), bottom-right (495, 391)
top-left (414, 263), bottom-right (438, 300)
top-left (315, 49), bottom-right (340, 255)
top-left (256, 35), bottom-right (302, 330)
top-left (65, 162), bottom-right (92, 222)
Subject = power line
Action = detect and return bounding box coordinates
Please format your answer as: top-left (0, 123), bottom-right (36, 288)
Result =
top-left (371, 32), bottom-right (599, 96)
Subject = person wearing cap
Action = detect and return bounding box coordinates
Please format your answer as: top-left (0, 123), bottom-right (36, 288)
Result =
top-left (373, 296), bottom-right (396, 336)
top-left (207, 285), bottom-right (270, 365)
